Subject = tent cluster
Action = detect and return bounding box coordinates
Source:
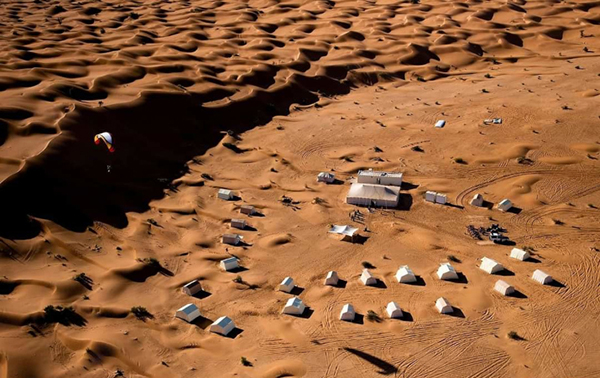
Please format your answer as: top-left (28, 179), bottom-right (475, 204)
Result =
top-left (346, 170), bottom-right (403, 208)
top-left (425, 191), bottom-right (447, 205)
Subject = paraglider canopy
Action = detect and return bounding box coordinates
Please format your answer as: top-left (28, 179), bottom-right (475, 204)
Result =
top-left (94, 132), bottom-right (115, 152)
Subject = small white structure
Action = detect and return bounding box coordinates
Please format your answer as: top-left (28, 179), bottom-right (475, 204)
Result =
top-left (218, 189), bottom-right (234, 200)
top-left (494, 280), bottom-right (515, 296)
top-left (231, 219), bottom-right (246, 230)
top-left (329, 225), bottom-right (359, 242)
top-left (324, 271), bottom-right (339, 286)
top-left (175, 304), bottom-right (201, 323)
top-left (279, 277), bottom-right (295, 293)
top-left (240, 205), bottom-right (256, 215)
top-left (360, 269), bottom-right (377, 286)
top-left (435, 120), bottom-right (446, 128)
top-left (497, 199), bottom-right (512, 212)
top-left (532, 270), bottom-right (553, 285)
top-left (395, 265), bottom-right (417, 283)
top-left (480, 257), bottom-right (504, 274)
top-left (425, 191), bottom-right (437, 203)
top-left (386, 302), bottom-right (403, 319)
top-left (437, 263), bottom-right (458, 280)
top-left (317, 172), bottom-right (336, 183)
top-left (340, 304), bottom-right (355, 321)
top-left (210, 316), bottom-right (235, 336)
top-left (435, 297), bottom-right (453, 314)
top-left (510, 248), bottom-right (530, 261)
top-left (346, 183), bottom-right (400, 208)
top-left (357, 170), bottom-right (403, 186)
top-left (470, 193), bottom-right (484, 207)
top-left (182, 280), bottom-right (202, 296)
top-left (435, 193), bottom-right (447, 205)
top-left (282, 297), bottom-right (306, 315)
top-left (220, 257), bottom-right (239, 271)
top-left (222, 233), bottom-right (243, 245)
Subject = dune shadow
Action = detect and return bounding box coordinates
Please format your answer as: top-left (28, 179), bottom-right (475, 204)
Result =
top-left (352, 235), bottom-right (369, 245)
top-left (397, 193), bottom-right (413, 211)
top-left (510, 290), bottom-right (528, 299)
top-left (352, 313), bottom-right (364, 324)
top-left (295, 307), bottom-right (314, 319)
top-left (371, 280), bottom-right (388, 289)
top-left (290, 286), bottom-right (304, 295)
top-left (548, 280), bottom-right (565, 288)
top-left (343, 347), bottom-right (397, 375)
top-left (481, 200), bottom-right (494, 209)
top-left (226, 327), bottom-right (244, 339)
top-left (404, 276), bottom-right (426, 286)
top-left (401, 181), bottom-right (419, 191)
top-left (397, 310), bottom-right (413, 322)
top-left (446, 307), bottom-right (466, 318)
top-left (0, 280), bottom-right (18, 295)
top-left (191, 315), bottom-right (212, 329)
top-left (227, 266), bottom-right (248, 273)
top-left (450, 272), bottom-right (468, 284)
top-left (192, 290), bottom-right (211, 300)
top-left (507, 207), bottom-right (522, 214)
top-left (495, 269), bottom-right (515, 277)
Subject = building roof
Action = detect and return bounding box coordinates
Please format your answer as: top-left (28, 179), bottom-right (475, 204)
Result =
top-left (184, 280), bottom-right (201, 289)
top-left (281, 277), bottom-right (294, 286)
top-left (341, 304), bottom-right (354, 313)
top-left (223, 233), bottom-right (242, 239)
top-left (221, 257), bottom-right (238, 264)
top-left (285, 297), bottom-right (304, 309)
top-left (436, 297), bottom-right (451, 307)
top-left (318, 172), bottom-right (335, 178)
top-left (439, 263), bottom-right (455, 272)
top-left (212, 316), bottom-right (233, 328)
top-left (347, 183), bottom-right (400, 201)
top-left (329, 225), bottom-right (358, 237)
top-left (480, 257), bottom-right (503, 272)
top-left (218, 189), bottom-right (232, 194)
top-left (357, 170), bottom-right (403, 179)
top-left (499, 199), bottom-right (512, 205)
top-left (177, 304), bottom-right (199, 315)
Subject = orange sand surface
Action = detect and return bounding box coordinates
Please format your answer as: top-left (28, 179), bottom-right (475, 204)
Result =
top-left (1, 0), bottom-right (600, 377)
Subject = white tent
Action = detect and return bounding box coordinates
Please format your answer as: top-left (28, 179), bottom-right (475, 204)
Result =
top-left (231, 219), bottom-right (246, 230)
top-left (360, 269), bottom-right (377, 286)
top-left (532, 270), bottom-right (553, 285)
top-left (279, 277), bottom-right (295, 293)
top-left (386, 302), bottom-right (403, 319)
top-left (218, 189), bottom-right (234, 200)
top-left (324, 271), bottom-right (339, 286)
top-left (220, 257), bottom-right (239, 271)
top-left (210, 316), bottom-right (235, 336)
top-left (435, 193), bottom-right (447, 205)
top-left (317, 172), bottom-right (335, 183)
top-left (182, 280), bottom-right (202, 296)
top-left (395, 265), bottom-right (416, 283)
top-left (340, 304), bottom-right (355, 321)
top-left (425, 191), bottom-right (436, 203)
top-left (470, 193), bottom-right (484, 207)
top-left (437, 263), bottom-right (458, 280)
top-left (480, 257), bottom-right (504, 274)
top-left (240, 205), bottom-right (255, 215)
top-left (497, 199), bottom-right (512, 212)
top-left (494, 280), bottom-right (515, 296)
top-left (329, 225), bottom-right (359, 242)
top-left (435, 297), bottom-right (453, 314)
top-left (346, 183), bottom-right (400, 208)
top-left (175, 304), bottom-right (201, 323)
top-left (435, 120), bottom-right (446, 128)
top-left (282, 297), bottom-right (306, 315)
top-left (357, 170), bottom-right (403, 186)
top-left (222, 233), bottom-right (243, 246)
top-left (510, 248), bottom-right (530, 261)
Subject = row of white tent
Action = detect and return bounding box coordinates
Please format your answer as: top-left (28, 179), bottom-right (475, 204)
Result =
top-left (470, 193), bottom-right (513, 212)
top-left (175, 303), bottom-right (236, 336)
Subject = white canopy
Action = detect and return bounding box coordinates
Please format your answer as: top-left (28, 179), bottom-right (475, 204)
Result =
top-left (329, 225), bottom-right (358, 237)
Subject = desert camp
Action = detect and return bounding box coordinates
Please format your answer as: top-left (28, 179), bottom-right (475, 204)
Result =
top-left (0, 0), bottom-right (598, 376)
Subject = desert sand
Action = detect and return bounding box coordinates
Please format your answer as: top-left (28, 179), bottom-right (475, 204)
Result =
top-left (1, 0), bottom-right (600, 377)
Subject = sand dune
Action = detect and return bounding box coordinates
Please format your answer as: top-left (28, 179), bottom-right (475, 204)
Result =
top-left (2, 0), bottom-right (600, 377)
